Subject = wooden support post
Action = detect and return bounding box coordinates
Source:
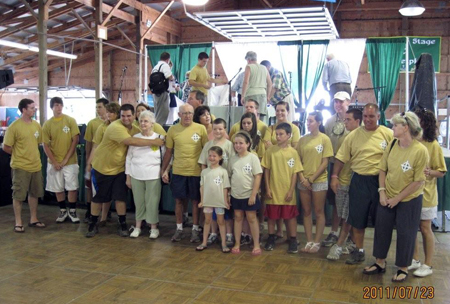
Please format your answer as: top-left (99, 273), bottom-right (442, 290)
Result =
top-left (95, 0), bottom-right (103, 101)
top-left (136, 12), bottom-right (142, 102)
top-left (38, 0), bottom-right (49, 124)
top-left (108, 50), bottom-right (113, 100)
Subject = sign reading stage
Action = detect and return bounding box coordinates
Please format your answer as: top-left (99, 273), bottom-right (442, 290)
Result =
top-left (400, 36), bottom-right (441, 73)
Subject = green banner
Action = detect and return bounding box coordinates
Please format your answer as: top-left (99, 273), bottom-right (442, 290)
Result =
top-left (401, 36), bottom-right (441, 73)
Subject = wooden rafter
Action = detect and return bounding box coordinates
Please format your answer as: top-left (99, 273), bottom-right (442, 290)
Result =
top-left (18, 0), bottom-right (38, 21)
top-left (101, 0), bottom-right (125, 26)
top-left (117, 26), bottom-right (136, 49)
top-left (70, 9), bottom-right (95, 36)
top-left (0, 1), bottom-right (84, 39)
top-left (0, 1), bottom-right (39, 24)
top-left (141, 0), bottom-right (174, 44)
top-left (74, 0), bottom-right (135, 24)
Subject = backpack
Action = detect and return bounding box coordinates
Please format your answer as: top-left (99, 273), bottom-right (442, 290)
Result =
top-left (149, 64), bottom-right (169, 95)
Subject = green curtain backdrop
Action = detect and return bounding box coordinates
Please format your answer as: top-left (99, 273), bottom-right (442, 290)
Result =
top-left (147, 43), bottom-right (212, 97)
top-left (366, 38), bottom-right (406, 125)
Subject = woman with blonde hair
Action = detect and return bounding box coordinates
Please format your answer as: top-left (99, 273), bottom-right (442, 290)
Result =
top-left (364, 112), bottom-right (428, 282)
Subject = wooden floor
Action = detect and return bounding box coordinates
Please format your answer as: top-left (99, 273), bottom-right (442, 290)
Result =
top-left (0, 204), bottom-right (449, 304)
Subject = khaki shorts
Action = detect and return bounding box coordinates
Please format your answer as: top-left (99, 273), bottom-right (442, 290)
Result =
top-left (12, 168), bottom-right (44, 201)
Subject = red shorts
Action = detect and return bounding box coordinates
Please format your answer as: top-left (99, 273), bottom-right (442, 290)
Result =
top-left (264, 205), bottom-right (299, 220)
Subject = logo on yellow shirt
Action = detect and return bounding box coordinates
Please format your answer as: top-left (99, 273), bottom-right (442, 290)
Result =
top-left (257, 130), bottom-right (262, 137)
top-left (62, 125), bottom-right (70, 134)
top-left (192, 133), bottom-right (200, 142)
top-left (380, 140), bottom-right (387, 150)
top-left (34, 131), bottom-right (39, 139)
top-left (243, 164), bottom-right (252, 174)
top-left (315, 144), bottom-right (323, 153)
top-left (401, 160), bottom-right (412, 172)
top-left (214, 176), bottom-right (223, 185)
top-left (223, 153), bottom-right (228, 162)
top-left (287, 158), bottom-right (295, 168)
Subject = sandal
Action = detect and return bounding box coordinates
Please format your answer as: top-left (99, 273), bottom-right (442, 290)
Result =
top-left (14, 225), bottom-right (24, 233)
top-left (196, 244), bottom-right (208, 251)
top-left (308, 242), bottom-right (321, 253)
top-left (231, 247), bottom-right (240, 254)
top-left (363, 263), bottom-right (386, 275)
top-left (252, 248), bottom-right (262, 256)
top-left (301, 242), bottom-right (314, 253)
top-left (28, 221), bottom-right (46, 228)
top-left (222, 246), bottom-right (231, 253)
top-left (392, 269), bottom-right (408, 282)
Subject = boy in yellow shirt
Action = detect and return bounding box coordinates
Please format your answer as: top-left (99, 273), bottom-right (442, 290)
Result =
top-left (262, 122), bottom-right (303, 253)
top-left (42, 97), bottom-right (80, 224)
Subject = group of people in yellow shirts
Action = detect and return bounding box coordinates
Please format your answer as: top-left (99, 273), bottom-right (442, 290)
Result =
top-left (3, 89), bottom-right (446, 283)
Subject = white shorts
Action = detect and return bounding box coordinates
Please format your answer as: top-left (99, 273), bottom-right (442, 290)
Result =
top-left (46, 163), bottom-right (79, 192)
top-left (421, 206), bottom-right (437, 221)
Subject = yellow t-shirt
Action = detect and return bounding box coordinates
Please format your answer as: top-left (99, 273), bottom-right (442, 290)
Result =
top-left (378, 139), bottom-right (428, 202)
top-left (133, 120), bottom-right (167, 136)
top-left (3, 119), bottom-right (42, 172)
top-left (261, 145), bottom-right (303, 206)
top-left (93, 122), bottom-right (108, 145)
top-left (337, 133), bottom-right (352, 186)
top-left (198, 139), bottom-right (235, 169)
top-left (421, 140), bottom-right (447, 208)
top-left (189, 64), bottom-right (210, 95)
top-left (297, 133), bottom-right (333, 183)
top-left (228, 153), bottom-right (263, 199)
top-left (336, 126), bottom-right (393, 176)
top-left (92, 120), bottom-right (140, 175)
top-left (84, 117), bottom-right (103, 142)
top-left (166, 122), bottom-right (208, 176)
top-left (42, 114), bottom-right (79, 165)
top-left (262, 122), bottom-right (301, 147)
top-left (200, 166), bottom-right (230, 208)
top-left (229, 120), bottom-right (268, 139)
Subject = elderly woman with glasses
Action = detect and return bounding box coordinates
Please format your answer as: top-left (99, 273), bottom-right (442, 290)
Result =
top-left (363, 112), bottom-right (429, 282)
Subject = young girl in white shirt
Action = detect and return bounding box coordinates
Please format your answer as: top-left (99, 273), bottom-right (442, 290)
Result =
top-left (196, 146), bottom-right (231, 253)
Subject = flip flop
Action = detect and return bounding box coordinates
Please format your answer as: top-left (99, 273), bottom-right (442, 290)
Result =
top-left (392, 269), bottom-right (408, 282)
top-left (252, 248), bottom-right (262, 256)
top-left (14, 225), bottom-right (24, 233)
top-left (196, 244), bottom-right (208, 251)
top-left (231, 247), bottom-right (240, 254)
top-left (222, 246), bottom-right (231, 253)
top-left (28, 221), bottom-right (46, 228)
top-left (363, 263), bottom-right (386, 275)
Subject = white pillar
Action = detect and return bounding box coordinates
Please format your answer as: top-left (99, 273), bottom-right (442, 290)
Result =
top-left (405, 37), bottom-right (409, 111)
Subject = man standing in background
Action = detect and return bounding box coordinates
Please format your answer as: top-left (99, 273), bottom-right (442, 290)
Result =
top-left (322, 54), bottom-right (352, 108)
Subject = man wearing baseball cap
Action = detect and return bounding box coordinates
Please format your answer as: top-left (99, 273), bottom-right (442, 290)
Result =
top-left (323, 91), bottom-right (352, 247)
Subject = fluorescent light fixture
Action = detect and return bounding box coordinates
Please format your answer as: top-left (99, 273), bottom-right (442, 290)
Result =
top-left (399, 0), bottom-right (425, 17)
top-left (0, 39), bottom-right (77, 60)
top-left (183, 0), bottom-right (208, 6)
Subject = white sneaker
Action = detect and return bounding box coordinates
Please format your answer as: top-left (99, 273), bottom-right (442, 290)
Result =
top-left (408, 259), bottom-right (421, 271)
top-left (68, 209), bottom-right (80, 223)
top-left (149, 229), bottom-right (160, 239)
top-left (56, 209), bottom-right (68, 223)
top-left (413, 264), bottom-right (433, 277)
top-left (327, 244), bottom-right (342, 260)
top-left (129, 227), bottom-right (141, 238)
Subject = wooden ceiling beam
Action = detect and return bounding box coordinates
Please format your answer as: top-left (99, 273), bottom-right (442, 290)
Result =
top-left (121, 0), bottom-right (181, 36)
top-left (74, 0), bottom-right (135, 24)
top-left (0, 1), bottom-right (40, 24)
top-left (0, 1), bottom-right (83, 39)
top-left (101, 0), bottom-right (125, 26)
top-left (18, 0), bottom-right (39, 21)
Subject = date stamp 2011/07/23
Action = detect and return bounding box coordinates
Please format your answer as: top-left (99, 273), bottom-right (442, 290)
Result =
top-left (363, 286), bottom-right (434, 299)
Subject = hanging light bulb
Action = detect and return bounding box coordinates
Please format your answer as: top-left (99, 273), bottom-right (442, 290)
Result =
top-left (183, 0), bottom-right (209, 6)
top-left (399, 0), bottom-right (425, 17)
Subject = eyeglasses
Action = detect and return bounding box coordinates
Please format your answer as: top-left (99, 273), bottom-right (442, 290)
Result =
top-left (180, 112), bottom-right (194, 116)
